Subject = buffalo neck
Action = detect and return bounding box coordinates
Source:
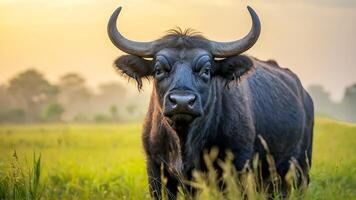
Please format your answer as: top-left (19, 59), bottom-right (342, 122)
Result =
top-left (182, 79), bottom-right (223, 169)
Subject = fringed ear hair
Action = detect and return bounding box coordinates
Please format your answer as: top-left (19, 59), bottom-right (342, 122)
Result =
top-left (114, 55), bottom-right (154, 90)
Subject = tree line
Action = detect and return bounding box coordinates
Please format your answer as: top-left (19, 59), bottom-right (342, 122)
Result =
top-left (1, 68), bottom-right (355, 124)
top-left (308, 84), bottom-right (356, 122)
top-left (0, 69), bottom-right (149, 124)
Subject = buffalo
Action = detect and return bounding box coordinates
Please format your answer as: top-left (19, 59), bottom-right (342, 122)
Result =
top-left (107, 6), bottom-right (314, 199)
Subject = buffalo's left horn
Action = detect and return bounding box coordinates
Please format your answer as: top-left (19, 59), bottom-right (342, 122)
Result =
top-left (209, 6), bottom-right (261, 57)
top-left (108, 7), bottom-right (157, 57)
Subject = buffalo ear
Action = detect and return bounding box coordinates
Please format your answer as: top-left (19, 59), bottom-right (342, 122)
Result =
top-left (215, 55), bottom-right (254, 82)
top-left (114, 55), bottom-right (154, 90)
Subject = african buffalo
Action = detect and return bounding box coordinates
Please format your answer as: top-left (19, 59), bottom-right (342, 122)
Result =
top-left (107, 6), bottom-right (314, 199)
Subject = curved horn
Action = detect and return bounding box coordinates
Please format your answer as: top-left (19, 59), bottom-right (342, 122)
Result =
top-left (107, 7), bottom-right (156, 57)
top-left (210, 6), bottom-right (261, 58)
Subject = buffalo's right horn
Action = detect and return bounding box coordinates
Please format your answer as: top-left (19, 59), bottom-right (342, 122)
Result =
top-left (107, 7), bottom-right (157, 57)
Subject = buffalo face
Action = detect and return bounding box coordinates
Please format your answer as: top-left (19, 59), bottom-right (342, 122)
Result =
top-left (109, 6), bottom-right (259, 127)
top-left (156, 48), bottom-right (211, 123)
top-left (114, 48), bottom-right (254, 125)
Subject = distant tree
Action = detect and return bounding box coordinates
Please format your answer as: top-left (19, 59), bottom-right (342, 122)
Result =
top-left (41, 103), bottom-right (64, 122)
top-left (308, 85), bottom-right (335, 116)
top-left (58, 73), bottom-right (92, 120)
top-left (7, 69), bottom-right (58, 122)
top-left (85, 82), bottom-right (128, 122)
top-left (341, 83), bottom-right (356, 122)
top-left (98, 82), bottom-right (127, 98)
top-left (58, 73), bottom-right (92, 104)
top-left (0, 85), bottom-right (15, 109)
top-left (0, 108), bottom-right (25, 124)
top-left (94, 114), bottom-right (111, 123)
top-left (73, 113), bottom-right (89, 123)
top-left (109, 105), bottom-right (119, 122)
top-left (96, 82), bottom-right (127, 108)
top-left (126, 103), bottom-right (137, 115)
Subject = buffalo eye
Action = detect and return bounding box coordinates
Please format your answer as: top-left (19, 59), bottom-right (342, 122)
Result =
top-left (195, 55), bottom-right (212, 81)
top-left (154, 56), bottom-right (171, 80)
top-left (202, 65), bottom-right (211, 76)
top-left (199, 62), bottom-right (211, 81)
top-left (154, 61), bottom-right (168, 80)
top-left (155, 66), bottom-right (163, 76)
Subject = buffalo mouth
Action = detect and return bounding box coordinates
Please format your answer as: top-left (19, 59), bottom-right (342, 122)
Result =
top-left (164, 112), bottom-right (201, 123)
top-left (170, 113), bottom-right (197, 122)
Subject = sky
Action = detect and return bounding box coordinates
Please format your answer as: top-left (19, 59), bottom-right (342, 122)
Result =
top-left (0, 0), bottom-right (355, 101)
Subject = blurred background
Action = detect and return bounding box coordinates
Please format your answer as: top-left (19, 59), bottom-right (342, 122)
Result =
top-left (1, 0), bottom-right (356, 124)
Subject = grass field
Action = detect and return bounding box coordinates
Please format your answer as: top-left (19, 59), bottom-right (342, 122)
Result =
top-left (0, 118), bottom-right (355, 199)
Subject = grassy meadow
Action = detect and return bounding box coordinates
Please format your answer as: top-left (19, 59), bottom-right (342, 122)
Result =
top-left (0, 118), bottom-right (355, 199)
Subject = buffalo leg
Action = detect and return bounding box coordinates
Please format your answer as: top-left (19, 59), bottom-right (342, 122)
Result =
top-left (147, 159), bottom-right (180, 200)
top-left (232, 145), bottom-right (254, 171)
top-left (164, 169), bottom-right (179, 200)
top-left (147, 159), bottom-right (162, 199)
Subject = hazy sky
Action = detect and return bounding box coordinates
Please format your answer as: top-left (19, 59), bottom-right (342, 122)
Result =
top-left (0, 0), bottom-right (355, 100)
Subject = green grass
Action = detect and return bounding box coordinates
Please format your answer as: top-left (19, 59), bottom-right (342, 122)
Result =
top-left (0, 119), bottom-right (355, 199)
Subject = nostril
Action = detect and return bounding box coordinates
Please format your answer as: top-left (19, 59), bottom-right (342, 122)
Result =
top-left (188, 95), bottom-right (196, 106)
top-left (169, 94), bottom-right (177, 104)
